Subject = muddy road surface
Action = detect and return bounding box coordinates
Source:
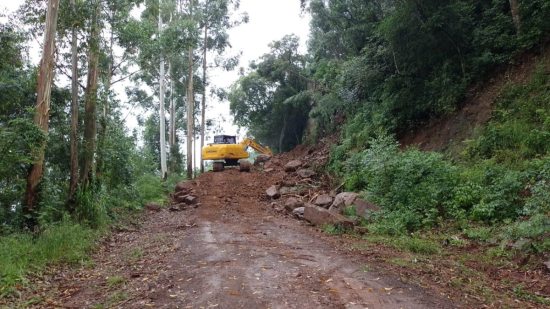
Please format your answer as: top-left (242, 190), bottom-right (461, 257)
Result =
top-left (26, 169), bottom-right (454, 308)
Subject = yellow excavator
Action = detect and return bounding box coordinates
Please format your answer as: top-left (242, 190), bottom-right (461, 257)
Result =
top-left (201, 135), bottom-right (273, 172)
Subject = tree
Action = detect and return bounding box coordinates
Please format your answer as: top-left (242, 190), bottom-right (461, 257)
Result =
top-left (159, 0), bottom-right (168, 179)
top-left (197, 0), bottom-right (246, 173)
top-left (80, 0), bottom-right (101, 188)
top-left (24, 0), bottom-right (61, 222)
top-left (229, 35), bottom-right (310, 152)
top-left (68, 0), bottom-right (79, 206)
top-left (186, 0), bottom-right (195, 179)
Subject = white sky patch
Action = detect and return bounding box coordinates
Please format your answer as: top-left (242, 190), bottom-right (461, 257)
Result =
top-left (1, 0), bottom-right (311, 169)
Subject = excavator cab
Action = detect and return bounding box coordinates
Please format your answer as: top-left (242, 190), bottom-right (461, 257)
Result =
top-left (213, 135), bottom-right (236, 144)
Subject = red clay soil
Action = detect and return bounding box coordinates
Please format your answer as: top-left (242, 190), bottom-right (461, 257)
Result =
top-left (6, 167), bottom-right (455, 309)
top-left (400, 46), bottom-right (550, 151)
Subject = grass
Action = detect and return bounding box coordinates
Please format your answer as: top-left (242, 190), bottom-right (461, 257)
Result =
top-left (126, 247), bottom-right (144, 262)
top-left (363, 234), bottom-right (441, 255)
top-left (322, 224), bottom-right (345, 235)
top-left (0, 221), bottom-right (99, 296)
top-left (106, 275), bottom-right (126, 288)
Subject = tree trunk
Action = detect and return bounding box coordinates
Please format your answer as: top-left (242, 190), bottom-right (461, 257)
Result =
top-left (186, 0), bottom-right (195, 179)
top-left (24, 0), bottom-right (60, 221)
top-left (169, 61), bottom-right (175, 148)
top-left (200, 25), bottom-right (207, 173)
top-left (68, 0), bottom-right (79, 208)
top-left (80, 0), bottom-right (101, 189)
top-left (96, 21), bottom-right (114, 183)
top-left (159, 0), bottom-right (168, 179)
top-left (278, 114), bottom-right (287, 153)
top-left (509, 0), bottom-right (521, 34)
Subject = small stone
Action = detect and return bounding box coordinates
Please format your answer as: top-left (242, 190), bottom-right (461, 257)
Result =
top-left (284, 197), bottom-right (304, 212)
top-left (296, 169), bottom-right (316, 178)
top-left (266, 185), bottom-right (280, 199)
top-left (183, 195), bottom-right (198, 205)
top-left (264, 168), bottom-right (274, 173)
top-left (544, 259), bottom-right (550, 271)
top-left (292, 207), bottom-right (305, 219)
top-left (284, 160), bottom-right (302, 172)
top-left (313, 194), bottom-right (333, 208)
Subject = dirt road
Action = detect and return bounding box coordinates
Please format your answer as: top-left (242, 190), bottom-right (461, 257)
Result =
top-left (32, 169), bottom-right (454, 308)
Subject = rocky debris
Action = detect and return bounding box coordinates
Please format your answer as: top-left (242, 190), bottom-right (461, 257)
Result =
top-left (264, 168), bottom-right (274, 173)
top-left (304, 205), bottom-right (354, 230)
top-left (544, 259), bottom-right (550, 271)
top-left (170, 181), bottom-right (200, 209)
top-left (254, 154), bottom-right (271, 165)
top-left (284, 160), bottom-right (302, 173)
top-left (169, 203), bottom-right (187, 211)
top-left (145, 203), bottom-right (162, 212)
top-left (284, 197), bottom-right (304, 212)
top-left (296, 168), bottom-right (316, 178)
top-left (313, 194), bottom-right (333, 208)
top-left (353, 198), bottom-right (380, 217)
top-left (175, 181), bottom-right (192, 193)
top-left (266, 185), bottom-right (281, 199)
top-left (183, 195), bottom-right (198, 205)
top-left (328, 192), bottom-right (359, 214)
top-left (292, 207), bottom-right (305, 219)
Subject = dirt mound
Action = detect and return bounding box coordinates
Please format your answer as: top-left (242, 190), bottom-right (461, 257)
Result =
top-left (400, 46), bottom-right (550, 151)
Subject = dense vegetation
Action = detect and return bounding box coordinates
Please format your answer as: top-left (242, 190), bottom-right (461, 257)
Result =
top-left (0, 0), bottom-right (238, 295)
top-left (229, 0), bottom-right (549, 249)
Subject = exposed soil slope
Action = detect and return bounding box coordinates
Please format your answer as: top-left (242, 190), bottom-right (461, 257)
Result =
top-left (400, 47), bottom-right (550, 151)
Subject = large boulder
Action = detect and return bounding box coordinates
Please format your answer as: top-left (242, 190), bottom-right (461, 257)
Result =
top-left (254, 154), bottom-right (271, 165)
top-left (328, 192), bottom-right (359, 214)
top-left (266, 185), bottom-right (281, 199)
top-left (313, 194), bottom-right (333, 208)
top-left (304, 205), bottom-right (354, 229)
top-left (353, 198), bottom-right (380, 218)
top-left (296, 169), bottom-right (316, 178)
top-left (284, 197), bottom-right (304, 212)
top-left (284, 160), bottom-right (302, 172)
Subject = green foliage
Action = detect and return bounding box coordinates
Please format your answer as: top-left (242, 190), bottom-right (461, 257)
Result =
top-left (344, 134), bottom-right (459, 231)
top-left (0, 220), bottom-right (98, 295)
top-left (230, 35), bottom-right (311, 152)
top-left (307, 0), bottom-right (550, 141)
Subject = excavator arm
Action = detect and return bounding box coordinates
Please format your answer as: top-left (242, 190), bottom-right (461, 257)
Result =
top-left (240, 138), bottom-right (273, 156)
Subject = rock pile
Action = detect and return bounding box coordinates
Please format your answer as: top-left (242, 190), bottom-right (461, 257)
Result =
top-left (262, 142), bottom-right (381, 231)
top-left (169, 181), bottom-right (200, 211)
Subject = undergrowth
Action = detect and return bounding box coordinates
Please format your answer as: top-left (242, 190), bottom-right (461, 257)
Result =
top-left (329, 62), bottom-right (550, 252)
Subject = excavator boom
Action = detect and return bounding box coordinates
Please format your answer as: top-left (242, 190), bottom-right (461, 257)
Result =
top-left (240, 138), bottom-right (273, 156)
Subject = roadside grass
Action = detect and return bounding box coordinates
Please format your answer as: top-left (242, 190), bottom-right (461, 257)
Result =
top-left (0, 221), bottom-right (100, 297)
top-left (362, 234), bottom-right (441, 255)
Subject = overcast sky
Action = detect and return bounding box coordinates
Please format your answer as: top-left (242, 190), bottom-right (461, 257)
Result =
top-left (0, 0), bottom-right (310, 166)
